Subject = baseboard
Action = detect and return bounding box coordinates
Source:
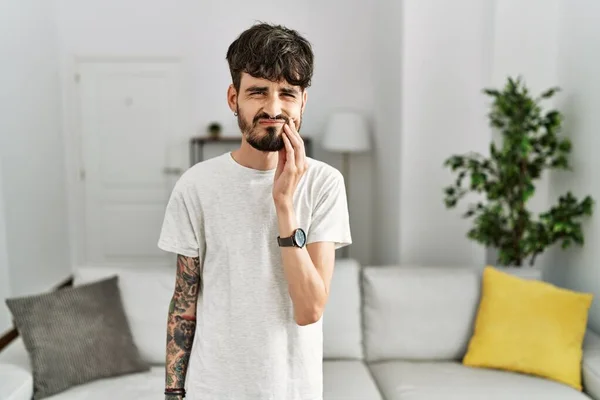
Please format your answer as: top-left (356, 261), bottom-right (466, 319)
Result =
top-left (0, 275), bottom-right (74, 352)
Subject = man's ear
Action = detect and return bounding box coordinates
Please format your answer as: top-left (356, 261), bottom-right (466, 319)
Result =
top-left (227, 84), bottom-right (238, 113)
top-left (301, 89), bottom-right (308, 115)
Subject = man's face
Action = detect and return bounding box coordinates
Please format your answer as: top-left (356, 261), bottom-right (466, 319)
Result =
top-left (230, 73), bottom-right (306, 152)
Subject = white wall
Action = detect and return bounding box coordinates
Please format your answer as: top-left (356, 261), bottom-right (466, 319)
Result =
top-left (545, 0), bottom-right (600, 332)
top-left (55, 0), bottom-right (375, 266)
top-left (397, 0), bottom-right (493, 266)
top-left (377, 0), bottom-right (563, 269)
top-left (0, 1), bottom-right (71, 301)
top-left (370, 0), bottom-right (403, 265)
top-left (0, 159), bottom-right (11, 333)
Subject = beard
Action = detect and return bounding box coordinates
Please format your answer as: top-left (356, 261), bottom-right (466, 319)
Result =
top-left (237, 106), bottom-right (302, 152)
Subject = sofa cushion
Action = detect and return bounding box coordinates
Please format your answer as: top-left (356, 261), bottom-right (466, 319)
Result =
top-left (324, 360), bottom-right (382, 399)
top-left (36, 362), bottom-right (382, 399)
top-left (362, 266), bottom-right (481, 362)
top-left (583, 329), bottom-right (600, 399)
top-left (0, 363), bottom-right (33, 400)
top-left (5, 276), bottom-right (150, 400)
top-left (0, 338), bottom-right (34, 400)
top-left (0, 339), bottom-right (177, 400)
top-left (323, 259), bottom-right (364, 359)
top-left (463, 266), bottom-right (593, 391)
top-left (39, 367), bottom-right (164, 400)
top-left (368, 360), bottom-right (590, 400)
top-left (0, 337), bottom-right (30, 371)
top-left (73, 263), bottom-right (176, 365)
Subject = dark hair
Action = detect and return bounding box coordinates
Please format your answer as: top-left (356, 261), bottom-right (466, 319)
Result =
top-left (226, 22), bottom-right (314, 92)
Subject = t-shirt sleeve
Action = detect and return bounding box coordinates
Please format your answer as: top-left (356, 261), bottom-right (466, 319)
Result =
top-left (306, 171), bottom-right (352, 249)
top-left (157, 181), bottom-right (203, 259)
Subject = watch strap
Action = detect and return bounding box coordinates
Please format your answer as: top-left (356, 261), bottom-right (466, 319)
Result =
top-left (277, 235), bottom-right (296, 247)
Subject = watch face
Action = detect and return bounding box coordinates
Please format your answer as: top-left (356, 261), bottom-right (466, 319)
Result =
top-left (294, 228), bottom-right (307, 247)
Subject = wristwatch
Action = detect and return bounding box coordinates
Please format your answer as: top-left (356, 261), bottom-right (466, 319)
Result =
top-left (277, 228), bottom-right (307, 248)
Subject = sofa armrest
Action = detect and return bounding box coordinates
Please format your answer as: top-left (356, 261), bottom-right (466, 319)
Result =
top-left (584, 329), bottom-right (600, 399)
top-left (0, 364), bottom-right (33, 400)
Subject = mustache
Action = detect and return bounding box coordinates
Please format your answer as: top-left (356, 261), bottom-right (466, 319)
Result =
top-left (253, 113), bottom-right (289, 124)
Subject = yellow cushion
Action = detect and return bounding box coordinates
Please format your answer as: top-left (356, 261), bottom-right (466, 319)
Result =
top-left (463, 266), bottom-right (593, 390)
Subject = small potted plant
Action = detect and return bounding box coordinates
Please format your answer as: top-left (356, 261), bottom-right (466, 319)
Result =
top-left (207, 122), bottom-right (222, 139)
top-left (443, 76), bottom-right (594, 269)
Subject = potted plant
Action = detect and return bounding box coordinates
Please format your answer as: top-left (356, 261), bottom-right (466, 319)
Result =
top-left (207, 122), bottom-right (222, 139)
top-left (443, 76), bottom-right (594, 269)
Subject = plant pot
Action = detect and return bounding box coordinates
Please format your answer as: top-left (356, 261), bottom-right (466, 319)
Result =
top-left (489, 264), bottom-right (542, 280)
top-left (206, 122), bottom-right (222, 139)
top-left (485, 248), bottom-right (543, 280)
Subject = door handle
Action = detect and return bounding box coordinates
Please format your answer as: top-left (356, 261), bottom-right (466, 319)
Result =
top-left (163, 167), bottom-right (183, 175)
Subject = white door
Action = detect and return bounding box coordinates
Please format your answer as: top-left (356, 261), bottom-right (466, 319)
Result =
top-left (78, 59), bottom-right (187, 264)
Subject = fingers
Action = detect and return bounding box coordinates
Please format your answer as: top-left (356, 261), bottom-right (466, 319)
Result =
top-left (287, 118), bottom-right (303, 142)
top-left (275, 146), bottom-right (286, 180)
top-left (284, 124), bottom-right (302, 168)
top-left (283, 119), bottom-right (307, 172)
top-left (282, 132), bottom-right (295, 168)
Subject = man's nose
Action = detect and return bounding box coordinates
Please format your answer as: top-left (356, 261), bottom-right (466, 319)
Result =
top-left (263, 95), bottom-right (283, 119)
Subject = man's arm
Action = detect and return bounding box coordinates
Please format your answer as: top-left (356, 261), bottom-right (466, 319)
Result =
top-left (277, 205), bottom-right (336, 326)
top-left (272, 118), bottom-right (340, 326)
top-left (165, 254), bottom-right (201, 399)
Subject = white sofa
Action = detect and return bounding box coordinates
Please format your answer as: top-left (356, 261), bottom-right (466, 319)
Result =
top-left (1, 260), bottom-right (600, 400)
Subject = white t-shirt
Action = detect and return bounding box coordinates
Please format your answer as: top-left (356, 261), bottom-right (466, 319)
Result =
top-left (157, 151), bottom-right (352, 400)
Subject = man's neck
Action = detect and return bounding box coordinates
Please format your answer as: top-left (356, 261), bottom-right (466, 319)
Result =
top-left (231, 139), bottom-right (279, 171)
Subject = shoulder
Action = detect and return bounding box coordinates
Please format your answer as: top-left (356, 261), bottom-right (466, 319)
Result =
top-left (172, 154), bottom-right (229, 196)
top-left (305, 157), bottom-right (344, 187)
top-left (303, 158), bottom-right (345, 204)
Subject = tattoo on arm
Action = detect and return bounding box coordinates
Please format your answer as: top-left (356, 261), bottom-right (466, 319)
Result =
top-left (165, 255), bottom-right (201, 391)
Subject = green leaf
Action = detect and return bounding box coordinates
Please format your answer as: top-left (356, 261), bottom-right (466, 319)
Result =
top-left (522, 183), bottom-right (535, 202)
top-left (471, 172), bottom-right (486, 188)
top-left (550, 155), bottom-right (569, 169)
top-left (558, 138), bottom-right (571, 152)
top-left (520, 137), bottom-right (532, 154)
top-left (483, 89), bottom-right (501, 97)
top-left (540, 87), bottom-right (560, 99)
top-left (463, 209), bottom-right (475, 218)
top-left (445, 199), bottom-right (457, 208)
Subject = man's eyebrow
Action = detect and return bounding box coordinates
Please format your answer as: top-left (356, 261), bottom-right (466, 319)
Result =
top-left (244, 85), bottom-right (299, 95)
top-left (245, 85), bottom-right (268, 93)
top-left (280, 87), bottom-right (299, 95)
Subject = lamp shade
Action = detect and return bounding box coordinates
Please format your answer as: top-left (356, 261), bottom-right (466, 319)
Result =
top-left (322, 111), bottom-right (370, 153)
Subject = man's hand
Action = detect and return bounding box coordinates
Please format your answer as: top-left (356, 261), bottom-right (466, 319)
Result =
top-left (272, 118), bottom-right (308, 210)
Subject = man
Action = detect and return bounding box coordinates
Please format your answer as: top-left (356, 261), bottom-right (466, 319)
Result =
top-left (158, 22), bottom-right (351, 400)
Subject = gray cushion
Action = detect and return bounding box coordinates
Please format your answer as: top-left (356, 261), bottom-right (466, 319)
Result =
top-left (368, 360), bottom-right (590, 400)
top-left (583, 329), bottom-right (600, 399)
top-left (5, 276), bottom-right (150, 399)
top-left (323, 259), bottom-right (364, 360)
top-left (323, 360), bottom-right (383, 399)
top-left (362, 265), bottom-right (481, 362)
